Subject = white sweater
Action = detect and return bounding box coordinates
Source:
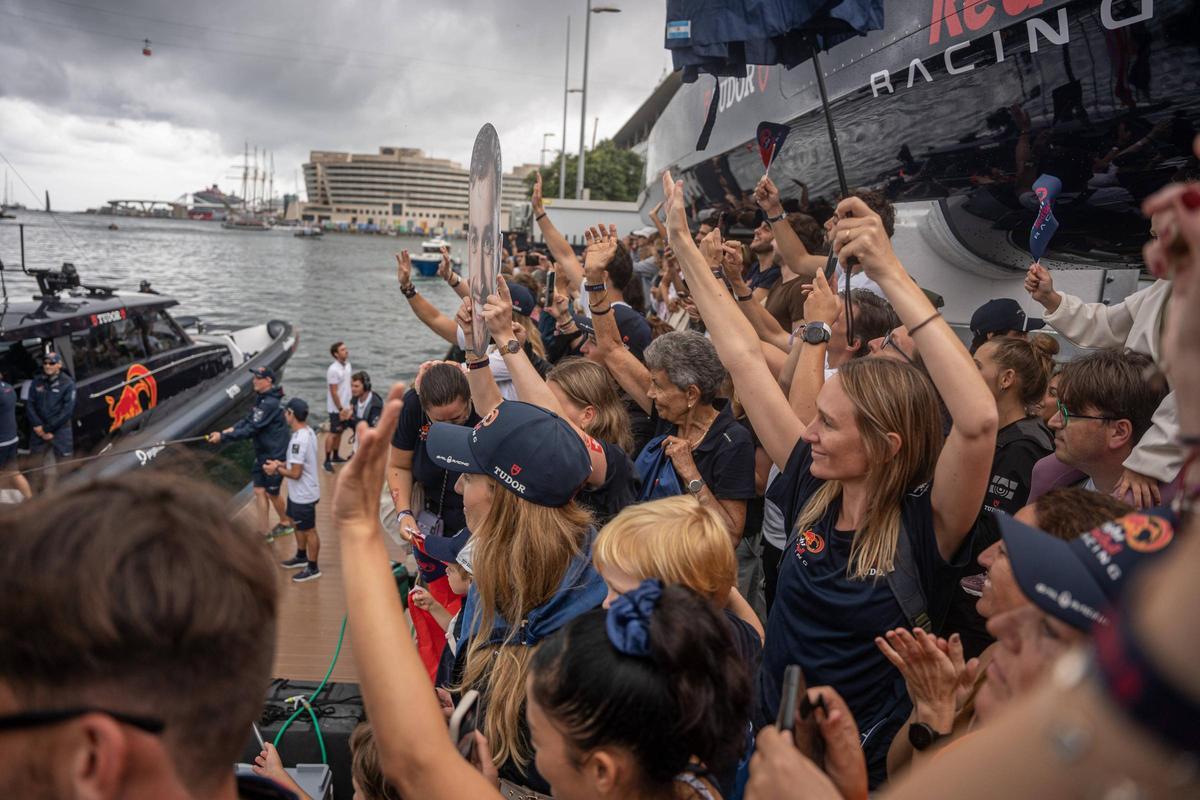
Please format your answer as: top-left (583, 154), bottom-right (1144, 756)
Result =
top-left (1044, 279), bottom-right (1178, 483)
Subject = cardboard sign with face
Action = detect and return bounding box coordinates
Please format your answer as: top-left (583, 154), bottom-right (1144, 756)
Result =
top-left (468, 124), bottom-right (502, 350)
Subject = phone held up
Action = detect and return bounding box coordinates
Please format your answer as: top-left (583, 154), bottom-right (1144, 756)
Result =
top-left (449, 689), bottom-right (481, 763)
top-left (544, 270), bottom-right (556, 309)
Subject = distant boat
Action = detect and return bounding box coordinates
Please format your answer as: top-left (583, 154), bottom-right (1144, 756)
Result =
top-left (222, 215), bottom-right (271, 231)
top-left (294, 226), bottom-right (323, 238)
top-left (411, 237), bottom-right (461, 277)
top-left (108, 223), bottom-right (119, 230)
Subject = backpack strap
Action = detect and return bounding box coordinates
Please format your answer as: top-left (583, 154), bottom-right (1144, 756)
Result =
top-left (886, 520), bottom-right (932, 632)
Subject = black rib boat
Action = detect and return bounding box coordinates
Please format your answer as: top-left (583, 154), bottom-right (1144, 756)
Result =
top-left (1, 224), bottom-right (295, 487)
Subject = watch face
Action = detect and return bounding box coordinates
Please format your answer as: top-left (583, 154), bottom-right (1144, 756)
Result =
top-left (908, 723), bottom-right (936, 751)
top-left (506, 339), bottom-right (520, 353)
top-left (803, 325), bottom-right (829, 345)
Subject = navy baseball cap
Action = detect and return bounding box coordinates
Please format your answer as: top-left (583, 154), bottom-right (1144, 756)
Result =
top-left (43, 352), bottom-right (62, 364)
top-left (998, 508), bottom-right (1178, 632)
top-left (421, 527), bottom-right (471, 569)
top-left (613, 304), bottom-right (651, 361)
top-left (572, 314), bottom-right (596, 339)
top-left (969, 298), bottom-right (1044, 339)
top-left (425, 400), bottom-right (592, 507)
top-left (285, 397), bottom-right (309, 419)
top-left (507, 282), bottom-right (536, 317)
top-left (249, 365), bottom-right (276, 381)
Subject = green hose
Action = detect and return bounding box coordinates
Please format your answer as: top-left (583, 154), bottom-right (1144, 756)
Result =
top-left (272, 615), bottom-right (347, 763)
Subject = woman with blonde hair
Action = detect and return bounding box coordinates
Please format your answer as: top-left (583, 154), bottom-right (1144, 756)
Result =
top-left (594, 495), bottom-right (764, 657)
top-left (655, 172), bottom-right (998, 787)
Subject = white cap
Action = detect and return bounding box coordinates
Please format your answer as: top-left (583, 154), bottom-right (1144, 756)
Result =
top-left (456, 537), bottom-right (475, 575)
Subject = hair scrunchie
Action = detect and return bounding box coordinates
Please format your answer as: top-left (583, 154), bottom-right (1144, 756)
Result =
top-left (605, 578), bottom-right (663, 658)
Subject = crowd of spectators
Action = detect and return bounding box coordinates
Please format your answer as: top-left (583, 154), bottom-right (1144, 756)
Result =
top-left (2, 133), bottom-right (1199, 800)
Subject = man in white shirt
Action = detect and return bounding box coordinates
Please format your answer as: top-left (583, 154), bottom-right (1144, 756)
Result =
top-left (325, 341), bottom-right (353, 472)
top-left (266, 397), bottom-right (323, 583)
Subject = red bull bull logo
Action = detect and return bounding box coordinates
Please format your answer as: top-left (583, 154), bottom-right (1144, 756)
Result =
top-left (105, 364), bottom-right (158, 432)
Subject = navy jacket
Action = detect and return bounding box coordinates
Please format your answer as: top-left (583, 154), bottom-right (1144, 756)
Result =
top-left (349, 391), bottom-right (384, 428)
top-left (226, 386), bottom-right (289, 460)
top-left (26, 373), bottom-right (77, 433)
top-left (0, 380), bottom-right (17, 445)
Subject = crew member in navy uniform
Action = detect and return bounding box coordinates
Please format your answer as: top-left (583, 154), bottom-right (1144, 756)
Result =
top-left (0, 368), bottom-right (33, 499)
top-left (207, 366), bottom-right (293, 538)
top-left (25, 352), bottom-right (76, 463)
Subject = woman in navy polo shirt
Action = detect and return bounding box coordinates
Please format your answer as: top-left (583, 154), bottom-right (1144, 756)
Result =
top-left (659, 173), bottom-right (998, 787)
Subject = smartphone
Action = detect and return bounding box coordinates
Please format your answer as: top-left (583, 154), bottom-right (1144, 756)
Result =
top-left (776, 664), bottom-right (804, 732)
top-left (449, 689), bottom-right (481, 762)
top-left (252, 722), bottom-right (266, 751)
top-left (544, 270), bottom-right (557, 309)
top-left (822, 249), bottom-right (839, 282)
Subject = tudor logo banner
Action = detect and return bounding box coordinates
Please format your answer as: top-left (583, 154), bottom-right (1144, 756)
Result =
top-left (1029, 173), bottom-right (1062, 262)
top-left (756, 121), bottom-right (790, 172)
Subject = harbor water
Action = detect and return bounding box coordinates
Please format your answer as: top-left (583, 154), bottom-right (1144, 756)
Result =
top-left (1, 211), bottom-right (461, 404)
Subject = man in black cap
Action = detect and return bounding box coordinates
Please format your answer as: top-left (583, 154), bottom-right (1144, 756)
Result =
top-left (26, 352), bottom-right (76, 461)
top-left (968, 298), bottom-right (1045, 353)
top-left (207, 366), bottom-right (292, 538)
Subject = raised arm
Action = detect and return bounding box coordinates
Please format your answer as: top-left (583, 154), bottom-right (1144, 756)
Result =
top-left (661, 172), bottom-right (805, 470)
top-left (454, 298), bottom-right (502, 418)
top-left (532, 171), bottom-right (584, 294)
top-left (481, 277), bottom-right (607, 487)
top-left (833, 197), bottom-right (998, 559)
top-left (334, 386), bottom-right (501, 800)
top-left (438, 246), bottom-right (469, 300)
top-left (754, 176), bottom-right (824, 280)
top-left (396, 251), bottom-right (458, 345)
top-left (787, 269), bottom-right (841, 424)
top-left (649, 200), bottom-right (668, 243)
top-left (585, 224), bottom-right (654, 414)
top-left (722, 240), bottom-right (791, 350)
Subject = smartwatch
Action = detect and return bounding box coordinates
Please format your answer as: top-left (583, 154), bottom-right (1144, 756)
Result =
top-left (908, 722), bottom-right (949, 752)
top-left (802, 321), bottom-right (832, 345)
top-left (686, 478), bottom-right (705, 496)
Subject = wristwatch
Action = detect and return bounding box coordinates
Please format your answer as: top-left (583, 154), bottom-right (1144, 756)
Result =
top-left (503, 338), bottom-right (521, 354)
top-left (802, 321), bottom-right (832, 345)
top-left (908, 722), bottom-right (949, 752)
top-left (686, 478), bottom-right (705, 496)
top-left (766, 210), bottom-right (787, 224)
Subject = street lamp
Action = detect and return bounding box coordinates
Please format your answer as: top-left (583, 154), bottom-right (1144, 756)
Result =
top-left (539, 132), bottom-right (557, 169)
top-left (576, 2), bottom-right (621, 200)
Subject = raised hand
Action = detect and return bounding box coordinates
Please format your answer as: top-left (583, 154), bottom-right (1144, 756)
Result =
top-left (875, 628), bottom-right (959, 731)
top-left (532, 170), bottom-right (545, 215)
top-left (661, 171), bottom-right (690, 241)
top-left (454, 297), bottom-right (478, 354)
top-left (1024, 262), bottom-right (1061, 312)
top-left (722, 241), bottom-right (747, 287)
top-left (546, 290), bottom-right (571, 322)
top-left (438, 246), bottom-right (454, 281)
top-left (803, 268), bottom-right (842, 326)
top-left (583, 223), bottom-right (619, 284)
top-left (482, 276), bottom-right (516, 343)
top-left (333, 383), bottom-right (406, 538)
top-left (754, 175), bottom-right (784, 218)
top-left (698, 225), bottom-right (724, 267)
top-left (395, 251), bottom-right (413, 287)
top-left (831, 196), bottom-right (903, 282)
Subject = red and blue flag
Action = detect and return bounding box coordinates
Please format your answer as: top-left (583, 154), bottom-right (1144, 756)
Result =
top-left (756, 121), bottom-right (790, 171)
top-left (1029, 174), bottom-right (1062, 262)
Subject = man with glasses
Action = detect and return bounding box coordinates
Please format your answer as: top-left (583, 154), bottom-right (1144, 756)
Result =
top-left (0, 471), bottom-right (288, 798)
top-left (25, 352), bottom-right (76, 461)
top-left (1047, 350), bottom-right (1167, 500)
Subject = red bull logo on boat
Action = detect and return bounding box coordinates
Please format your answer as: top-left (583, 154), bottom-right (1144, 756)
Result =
top-left (105, 364), bottom-right (158, 432)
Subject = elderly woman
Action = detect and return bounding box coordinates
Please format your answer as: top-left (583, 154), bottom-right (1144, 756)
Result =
top-left (582, 225), bottom-right (756, 542)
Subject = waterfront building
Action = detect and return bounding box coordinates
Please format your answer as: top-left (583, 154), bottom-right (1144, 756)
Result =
top-left (298, 147), bottom-right (536, 235)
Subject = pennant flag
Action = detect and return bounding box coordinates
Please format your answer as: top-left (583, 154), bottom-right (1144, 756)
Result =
top-left (1029, 174), bottom-right (1062, 262)
top-left (756, 121), bottom-right (790, 171)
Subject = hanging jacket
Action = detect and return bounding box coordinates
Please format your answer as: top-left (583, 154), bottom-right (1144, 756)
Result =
top-left (225, 386), bottom-right (289, 460)
top-left (25, 372), bottom-right (76, 434)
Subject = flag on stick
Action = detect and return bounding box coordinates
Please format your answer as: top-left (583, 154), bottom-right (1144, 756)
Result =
top-left (1029, 174), bottom-right (1062, 262)
top-left (756, 121), bottom-right (790, 176)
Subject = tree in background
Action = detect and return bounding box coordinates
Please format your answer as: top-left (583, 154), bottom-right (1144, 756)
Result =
top-left (527, 140), bottom-right (644, 202)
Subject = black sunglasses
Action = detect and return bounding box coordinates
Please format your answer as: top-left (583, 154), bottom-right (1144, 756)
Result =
top-left (0, 708), bottom-right (165, 734)
top-left (882, 329), bottom-right (915, 365)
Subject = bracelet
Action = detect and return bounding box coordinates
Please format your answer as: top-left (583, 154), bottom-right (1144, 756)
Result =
top-left (590, 305), bottom-right (612, 316)
top-left (908, 311), bottom-right (941, 336)
top-left (449, 274), bottom-right (461, 288)
top-left (556, 323), bottom-right (578, 334)
top-left (584, 282), bottom-right (607, 293)
top-left (1094, 605), bottom-right (1200, 758)
top-left (467, 357), bottom-right (491, 370)
top-left (766, 211), bottom-right (787, 224)
top-left (396, 508), bottom-right (412, 517)
top-left (535, 212), bottom-right (547, 221)
top-left (399, 283), bottom-right (417, 299)
top-left (735, 291), bottom-right (753, 302)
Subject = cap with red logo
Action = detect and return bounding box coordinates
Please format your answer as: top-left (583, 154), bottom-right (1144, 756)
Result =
top-left (425, 400), bottom-right (591, 507)
top-left (998, 507), bottom-right (1178, 632)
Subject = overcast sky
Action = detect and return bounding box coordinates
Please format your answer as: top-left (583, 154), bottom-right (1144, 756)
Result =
top-left (0, 0), bottom-right (671, 210)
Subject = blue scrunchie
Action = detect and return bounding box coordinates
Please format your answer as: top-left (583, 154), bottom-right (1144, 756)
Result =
top-left (605, 578), bottom-right (663, 658)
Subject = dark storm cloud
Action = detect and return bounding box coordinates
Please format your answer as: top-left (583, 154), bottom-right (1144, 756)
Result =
top-left (0, 0), bottom-right (669, 181)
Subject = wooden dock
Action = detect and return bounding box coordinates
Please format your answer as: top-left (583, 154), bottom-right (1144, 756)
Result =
top-left (235, 432), bottom-right (411, 683)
